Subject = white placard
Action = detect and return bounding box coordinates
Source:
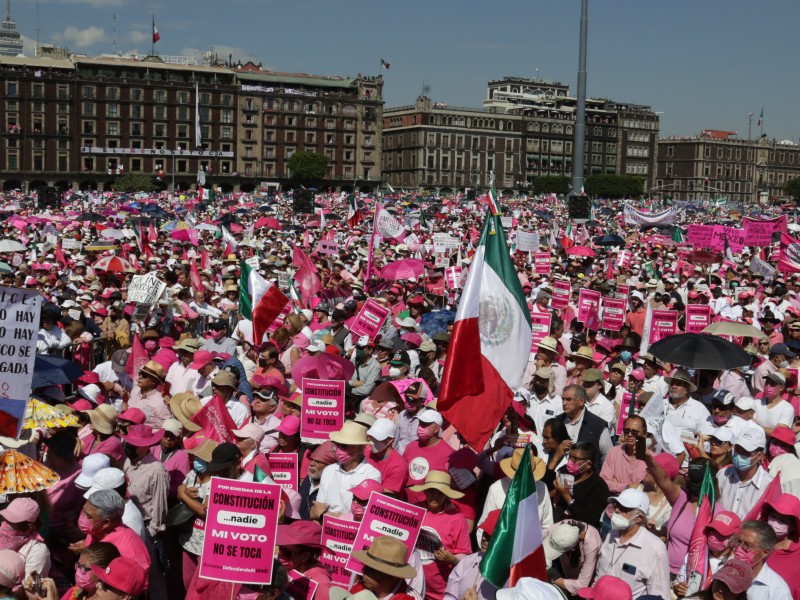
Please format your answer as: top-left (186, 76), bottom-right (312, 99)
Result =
top-left (516, 230), bottom-right (540, 253)
top-left (127, 273), bottom-right (167, 305)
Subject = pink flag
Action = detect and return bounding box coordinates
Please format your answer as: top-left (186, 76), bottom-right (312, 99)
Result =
top-left (189, 395), bottom-right (236, 444)
top-left (200, 247), bottom-right (210, 270)
top-left (303, 228), bottom-right (311, 249)
top-left (125, 334), bottom-right (148, 380)
top-left (147, 221), bottom-right (158, 244)
top-left (55, 243), bottom-right (67, 268)
top-left (292, 246), bottom-right (322, 301)
top-left (190, 260), bottom-right (203, 292)
top-left (744, 472), bottom-right (782, 521)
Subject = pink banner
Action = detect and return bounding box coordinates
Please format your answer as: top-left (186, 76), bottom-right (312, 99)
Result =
top-left (616, 284), bottom-right (629, 300)
top-left (349, 298), bottom-right (391, 339)
top-left (286, 570), bottom-right (319, 600)
top-left (551, 279), bottom-right (571, 310)
top-left (601, 298), bottom-right (625, 332)
top-left (267, 453), bottom-right (298, 491)
top-left (687, 225), bottom-right (715, 249)
top-left (529, 313), bottom-right (552, 352)
top-left (649, 309), bottom-right (679, 344)
top-left (744, 220), bottom-right (777, 246)
top-left (577, 289), bottom-right (602, 324)
top-left (615, 392), bottom-right (638, 436)
top-left (685, 305), bottom-right (712, 334)
top-left (534, 252), bottom-right (551, 275)
top-left (301, 379), bottom-right (345, 441)
top-left (315, 240), bottom-right (339, 256)
top-left (346, 492), bottom-right (426, 575)
top-left (321, 515), bottom-right (360, 586)
top-left (199, 478), bottom-right (281, 585)
top-left (267, 303), bottom-right (292, 336)
top-left (444, 266), bottom-right (463, 289)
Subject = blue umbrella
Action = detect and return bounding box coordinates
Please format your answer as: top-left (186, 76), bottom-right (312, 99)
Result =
top-left (420, 310), bottom-right (456, 337)
top-left (32, 354), bottom-right (84, 388)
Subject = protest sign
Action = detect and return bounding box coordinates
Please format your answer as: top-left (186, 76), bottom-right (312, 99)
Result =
top-left (500, 216), bottom-right (513, 229)
top-left (266, 453), bottom-right (298, 491)
top-left (277, 271), bottom-right (289, 290)
top-left (601, 298), bottom-right (625, 332)
top-left (504, 432), bottom-right (534, 448)
top-left (529, 313), bottom-right (552, 352)
top-left (416, 527), bottom-right (444, 565)
top-left (444, 266), bottom-right (463, 289)
top-left (577, 289), bottom-right (602, 324)
top-left (321, 516), bottom-right (360, 586)
top-left (0, 287), bottom-right (41, 437)
top-left (375, 208), bottom-right (406, 240)
top-left (301, 379), bottom-right (345, 442)
top-left (749, 255), bottom-right (776, 279)
top-left (685, 305), bottom-right (712, 334)
top-left (346, 493), bottom-right (426, 575)
top-left (286, 571), bottom-right (319, 600)
top-left (616, 284), bottom-right (630, 300)
top-left (127, 273), bottom-right (167, 305)
top-left (199, 478), bottom-right (281, 585)
top-left (433, 255), bottom-right (450, 269)
top-left (61, 238), bottom-right (82, 251)
top-left (245, 256), bottom-right (260, 269)
top-left (687, 225), bottom-right (715, 249)
top-left (349, 298), bottom-right (391, 339)
top-left (516, 231), bottom-right (540, 253)
top-left (718, 259), bottom-right (737, 277)
top-left (649, 310), bottom-right (678, 344)
top-left (744, 219), bottom-right (779, 246)
top-left (534, 252), bottom-right (551, 275)
top-left (432, 233), bottom-right (459, 253)
top-left (551, 279), bottom-right (571, 310)
top-left (316, 240), bottom-right (339, 256)
top-left (615, 393), bottom-right (639, 437)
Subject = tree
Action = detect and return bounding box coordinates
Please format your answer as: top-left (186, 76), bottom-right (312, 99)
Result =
top-left (785, 177), bottom-right (800, 201)
top-left (585, 174), bottom-right (644, 198)
top-left (287, 151), bottom-right (329, 184)
top-left (531, 175), bottom-right (571, 195)
top-left (113, 172), bottom-right (157, 192)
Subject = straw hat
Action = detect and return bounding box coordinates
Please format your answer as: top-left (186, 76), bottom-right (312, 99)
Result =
top-left (223, 282), bottom-right (238, 293)
top-left (351, 536), bottom-right (417, 579)
top-left (169, 392), bottom-right (202, 432)
top-left (499, 447), bottom-right (546, 481)
top-left (84, 404), bottom-right (118, 435)
top-left (185, 438), bottom-right (218, 463)
top-left (664, 368), bottom-right (698, 393)
top-left (569, 346), bottom-right (596, 363)
top-left (536, 336), bottom-right (560, 355)
top-left (139, 360), bottom-right (166, 383)
top-left (329, 421), bottom-right (369, 446)
top-left (408, 470), bottom-right (465, 499)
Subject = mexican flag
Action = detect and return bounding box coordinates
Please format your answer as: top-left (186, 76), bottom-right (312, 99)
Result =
top-left (684, 464), bottom-right (716, 595)
top-left (239, 260), bottom-right (290, 345)
top-left (672, 226), bottom-right (685, 243)
top-left (480, 446), bottom-right (547, 586)
top-left (437, 210), bottom-right (532, 450)
top-left (561, 221), bottom-right (574, 250)
top-left (346, 194), bottom-right (362, 228)
top-left (487, 182), bottom-right (500, 215)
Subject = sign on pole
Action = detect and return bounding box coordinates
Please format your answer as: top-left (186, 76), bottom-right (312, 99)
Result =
top-left (349, 299), bottom-right (391, 339)
top-left (300, 379), bottom-right (345, 442)
top-left (127, 273), bottom-right (167, 305)
top-left (321, 516), bottom-right (360, 586)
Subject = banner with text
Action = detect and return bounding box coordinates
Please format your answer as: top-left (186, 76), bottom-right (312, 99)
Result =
top-left (551, 279), bottom-right (571, 310)
top-left (649, 310), bottom-right (679, 344)
top-left (266, 453), bottom-right (298, 491)
top-left (685, 305), bottom-right (712, 334)
top-left (577, 289), bottom-right (602, 324)
top-left (349, 298), bottom-right (391, 340)
top-left (529, 313), bottom-right (552, 352)
top-left (301, 379), bottom-right (345, 441)
top-left (321, 515), bottom-right (360, 586)
top-left (601, 298), bottom-right (626, 332)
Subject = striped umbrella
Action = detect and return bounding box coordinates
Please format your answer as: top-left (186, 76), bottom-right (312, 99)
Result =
top-left (92, 255), bottom-right (135, 273)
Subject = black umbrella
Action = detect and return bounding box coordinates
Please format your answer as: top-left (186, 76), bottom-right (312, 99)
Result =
top-left (585, 220), bottom-right (602, 228)
top-left (76, 213), bottom-right (105, 222)
top-left (32, 354), bottom-right (84, 388)
top-left (593, 234), bottom-right (625, 247)
top-left (648, 333), bottom-right (752, 370)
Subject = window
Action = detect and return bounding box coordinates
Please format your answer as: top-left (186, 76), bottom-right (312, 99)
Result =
top-left (222, 95), bottom-right (233, 107)
top-left (81, 86), bottom-right (95, 99)
top-left (221, 126), bottom-right (232, 140)
top-left (177, 125), bottom-right (187, 138)
top-left (178, 91), bottom-right (190, 104)
top-left (131, 89), bottom-right (143, 101)
top-left (155, 106), bottom-right (166, 119)
top-left (222, 110), bottom-right (233, 124)
top-left (107, 104), bottom-right (119, 118)
top-left (8, 153), bottom-right (17, 170)
top-left (131, 105), bottom-right (142, 119)
top-left (107, 122), bottom-right (119, 136)
top-left (107, 88), bottom-right (119, 100)
top-left (155, 90), bottom-right (166, 103)
top-left (82, 102), bottom-right (94, 116)
top-left (200, 93), bottom-right (210, 104)
top-left (155, 124), bottom-right (165, 137)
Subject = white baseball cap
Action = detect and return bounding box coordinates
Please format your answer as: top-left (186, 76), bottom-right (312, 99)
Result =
top-left (735, 426), bottom-right (767, 452)
top-left (75, 453), bottom-right (111, 489)
top-left (608, 488), bottom-right (650, 515)
top-left (710, 427), bottom-right (734, 444)
top-left (417, 409), bottom-right (443, 426)
top-left (734, 396), bottom-right (756, 411)
top-left (83, 467), bottom-right (126, 499)
top-left (367, 418), bottom-right (397, 441)
top-left (543, 523), bottom-right (580, 565)
top-left (162, 418), bottom-right (183, 436)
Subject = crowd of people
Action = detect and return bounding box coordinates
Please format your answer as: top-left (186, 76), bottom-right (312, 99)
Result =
top-left (0, 188), bottom-right (798, 600)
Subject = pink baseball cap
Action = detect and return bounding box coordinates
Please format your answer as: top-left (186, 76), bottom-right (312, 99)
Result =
top-left (276, 415), bottom-right (301, 436)
top-left (630, 368), bottom-right (645, 382)
top-left (349, 479), bottom-right (382, 501)
top-left (91, 558), bottom-right (148, 597)
top-left (0, 498), bottom-right (40, 523)
top-left (189, 350), bottom-right (213, 370)
top-left (578, 575), bottom-right (632, 600)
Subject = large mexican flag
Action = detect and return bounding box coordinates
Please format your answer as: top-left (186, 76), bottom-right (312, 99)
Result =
top-left (239, 260), bottom-right (289, 345)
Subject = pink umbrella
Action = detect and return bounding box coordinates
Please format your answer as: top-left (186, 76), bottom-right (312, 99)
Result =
top-left (291, 353), bottom-right (355, 382)
top-left (380, 259), bottom-right (425, 280)
top-left (255, 217), bottom-right (280, 229)
top-left (92, 255), bottom-right (135, 273)
top-left (565, 246), bottom-right (597, 258)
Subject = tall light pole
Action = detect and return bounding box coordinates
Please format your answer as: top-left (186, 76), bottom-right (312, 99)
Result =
top-left (569, 0), bottom-right (589, 215)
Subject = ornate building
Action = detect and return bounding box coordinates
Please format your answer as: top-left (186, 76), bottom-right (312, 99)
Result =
top-left (0, 1), bottom-right (23, 57)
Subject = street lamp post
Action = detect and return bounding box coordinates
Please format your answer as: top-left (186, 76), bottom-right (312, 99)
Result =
top-left (570, 0), bottom-right (589, 199)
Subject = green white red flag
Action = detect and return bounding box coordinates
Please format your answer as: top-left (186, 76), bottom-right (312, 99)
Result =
top-left (239, 260), bottom-right (290, 345)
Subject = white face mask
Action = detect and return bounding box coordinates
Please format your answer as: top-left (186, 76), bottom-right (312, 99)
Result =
top-left (388, 367), bottom-right (402, 378)
top-left (610, 512), bottom-right (633, 531)
top-left (566, 360), bottom-right (576, 371)
top-left (371, 440), bottom-right (388, 453)
top-left (780, 360), bottom-right (790, 369)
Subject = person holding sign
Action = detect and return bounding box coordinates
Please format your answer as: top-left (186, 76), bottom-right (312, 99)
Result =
top-left (276, 520), bottom-right (333, 600)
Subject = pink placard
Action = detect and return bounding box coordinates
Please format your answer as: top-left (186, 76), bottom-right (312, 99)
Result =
top-left (685, 305), bottom-right (712, 334)
top-left (551, 280), bottom-right (571, 310)
top-left (199, 478), bottom-right (281, 584)
top-left (301, 379), bottom-right (345, 441)
top-left (266, 453), bottom-right (298, 491)
top-left (350, 298), bottom-right (391, 339)
top-left (616, 284), bottom-right (630, 300)
top-left (744, 220), bottom-right (777, 246)
top-left (649, 310), bottom-right (678, 344)
top-left (286, 570), bottom-right (319, 600)
top-left (534, 252), bottom-right (551, 275)
top-left (577, 289), bottom-right (602, 324)
top-left (315, 240), bottom-right (339, 256)
top-left (529, 313), bottom-right (552, 352)
top-left (321, 515), bottom-right (360, 586)
top-left (444, 266), bottom-right (463, 289)
top-left (601, 298), bottom-right (625, 332)
top-left (687, 224), bottom-right (715, 249)
top-left (346, 492), bottom-right (427, 575)
top-left (615, 392), bottom-right (638, 436)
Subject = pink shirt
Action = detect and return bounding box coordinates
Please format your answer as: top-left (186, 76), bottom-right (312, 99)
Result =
top-left (403, 440), bottom-right (455, 506)
top-left (128, 385), bottom-right (170, 428)
top-left (421, 507), bottom-right (472, 600)
top-left (46, 464), bottom-right (82, 529)
top-left (365, 447), bottom-right (408, 496)
top-left (86, 524), bottom-right (151, 572)
top-left (599, 445), bottom-right (647, 493)
top-left (83, 435), bottom-right (123, 464)
top-left (151, 445), bottom-right (192, 499)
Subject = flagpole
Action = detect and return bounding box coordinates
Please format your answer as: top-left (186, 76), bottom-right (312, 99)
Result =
top-left (151, 14), bottom-right (154, 56)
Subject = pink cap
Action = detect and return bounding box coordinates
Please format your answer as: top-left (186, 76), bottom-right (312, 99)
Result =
top-left (277, 415), bottom-right (301, 436)
top-left (630, 368), bottom-right (645, 382)
top-left (118, 407), bottom-right (146, 425)
top-left (349, 478), bottom-right (382, 501)
top-left (578, 575), bottom-right (632, 600)
top-left (0, 498), bottom-right (40, 523)
top-left (400, 333), bottom-right (423, 348)
top-left (91, 558), bottom-right (148, 597)
top-left (189, 350), bottom-right (213, 370)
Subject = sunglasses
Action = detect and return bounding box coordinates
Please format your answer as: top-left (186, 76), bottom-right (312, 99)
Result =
top-left (622, 428), bottom-right (642, 436)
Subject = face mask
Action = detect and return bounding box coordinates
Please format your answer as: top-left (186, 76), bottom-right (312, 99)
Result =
top-left (417, 425), bottom-right (434, 441)
top-left (75, 567), bottom-right (96, 592)
top-left (620, 351), bottom-right (633, 362)
top-left (566, 360), bottom-right (576, 371)
top-left (769, 444), bottom-right (789, 459)
top-left (706, 533), bottom-right (728, 553)
top-left (144, 340), bottom-right (158, 352)
top-left (123, 443), bottom-right (139, 460)
top-left (277, 554), bottom-right (293, 570)
top-left (764, 384), bottom-right (778, 398)
top-left (732, 452), bottom-right (754, 471)
top-left (609, 512), bottom-right (632, 531)
top-left (780, 360), bottom-right (790, 369)
top-left (193, 459), bottom-right (208, 474)
top-left (768, 516), bottom-right (790, 538)
top-left (733, 545), bottom-right (757, 564)
top-left (533, 383), bottom-right (549, 396)
top-left (713, 413), bottom-right (731, 425)
top-left (389, 367), bottom-right (402, 378)
top-left (335, 447), bottom-right (354, 464)
top-left (258, 359), bottom-right (268, 367)
top-left (77, 512), bottom-right (95, 535)
top-left (238, 592), bottom-right (261, 600)
top-left (371, 440), bottom-right (388, 454)
top-left (351, 501), bottom-right (366, 520)
top-left (565, 459), bottom-right (587, 476)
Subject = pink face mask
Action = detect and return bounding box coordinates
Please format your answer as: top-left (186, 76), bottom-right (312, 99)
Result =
top-left (351, 501), bottom-right (366, 520)
top-left (77, 511), bottom-right (95, 535)
top-left (733, 545), bottom-right (756, 564)
top-left (335, 447), bottom-right (354, 464)
top-left (238, 593), bottom-right (261, 600)
top-left (144, 340), bottom-right (158, 352)
top-left (74, 567), bottom-right (96, 592)
top-left (769, 444), bottom-right (790, 459)
top-left (713, 413), bottom-right (731, 425)
top-left (764, 384), bottom-right (778, 398)
top-left (416, 425), bottom-right (434, 441)
top-left (706, 532), bottom-right (728, 553)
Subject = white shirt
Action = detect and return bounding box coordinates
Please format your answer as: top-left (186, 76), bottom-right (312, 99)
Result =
top-left (525, 393), bottom-right (563, 438)
top-left (717, 465), bottom-right (774, 518)
top-left (748, 563), bottom-right (792, 600)
top-left (753, 399), bottom-right (794, 430)
top-left (586, 392), bottom-right (616, 425)
top-left (316, 459), bottom-right (382, 513)
top-left (642, 374), bottom-right (668, 401)
top-left (123, 498), bottom-right (147, 540)
top-left (664, 398), bottom-right (711, 434)
top-left (476, 477), bottom-right (553, 544)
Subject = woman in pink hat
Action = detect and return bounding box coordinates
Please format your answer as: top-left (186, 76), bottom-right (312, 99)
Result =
top-left (276, 520), bottom-right (332, 600)
top-left (763, 493), bottom-right (800, 598)
top-left (0, 497), bottom-right (50, 576)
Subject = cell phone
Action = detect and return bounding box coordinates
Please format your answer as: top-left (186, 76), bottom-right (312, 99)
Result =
top-left (635, 436), bottom-right (647, 460)
top-left (30, 571), bottom-right (43, 597)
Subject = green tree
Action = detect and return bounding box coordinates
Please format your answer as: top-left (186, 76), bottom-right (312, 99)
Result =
top-left (585, 174), bottom-right (644, 198)
top-left (531, 175), bottom-right (571, 195)
top-left (287, 151), bottom-right (329, 183)
top-left (785, 177), bottom-right (800, 201)
top-left (112, 172), bottom-right (157, 192)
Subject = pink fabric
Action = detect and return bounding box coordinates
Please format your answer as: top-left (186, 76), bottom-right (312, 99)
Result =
top-left (151, 347), bottom-right (179, 372)
top-left (46, 464), bottom-right (83, 530)
top-left (86, 524), bottom-right (151, 572)
top-left (599, 445), bottom-right (648, 493)
top-left (150, 446), bottom-right (192, 498)
top-left (420, 507), bottom-right (472, 600)
top-left (402, 440), bottom-right (455, 506)
top-left (767, 541), bottom-right (800, 599)
top-left (83, 435), bottom-right (124, 464)
top-left (365, 447), bottom-right (408, 496)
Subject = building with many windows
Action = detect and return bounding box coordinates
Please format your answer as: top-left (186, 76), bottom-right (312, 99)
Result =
top-left (382, 76), bottom-right (659, 194)
top-left (655, 130), bottom-right (800, 205)
top-left (0, 1), bottom-right (23, 57)
top-left (0, 52), bottom-right (383, 192)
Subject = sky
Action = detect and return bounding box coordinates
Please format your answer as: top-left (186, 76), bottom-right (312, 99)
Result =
top-left (8, 0), bottom-right (800, 140)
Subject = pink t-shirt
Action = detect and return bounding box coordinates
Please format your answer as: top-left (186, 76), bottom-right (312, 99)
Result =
top-left (666, 490), bottom-right (719, 574)
top-left (86, 524), bottom-right (151, 572)
top-left (365, 447), bottom-right (408, 497)
top-left (403, 440), bottom-right (455, 506)
top-left (421, 507), bottom-right (472, 600)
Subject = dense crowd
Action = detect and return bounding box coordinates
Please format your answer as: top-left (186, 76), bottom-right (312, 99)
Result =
top-left (0, 188), bottom-right (797, 600)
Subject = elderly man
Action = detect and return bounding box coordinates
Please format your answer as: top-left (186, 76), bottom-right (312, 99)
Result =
top-left (522, 337), bottom-right (567, 396)
top-left (734, 520), bottom-right (792, 599)
top-left (125, 360), bottom-right (170, 428)
top-left (717, 428), bottom-right (774, 518)
top-left (121, 424), bottom-right (170, 539)
top-left (348, 339), bottom-right (382, 404)
top-left (557, 384), bottom-right (611, 465)
top-left (519, 366), bottom-right (563, 437)
top-left (752, 343), bottom-right (795, 394)
top-left (663, 368), bottom-right (711, 437)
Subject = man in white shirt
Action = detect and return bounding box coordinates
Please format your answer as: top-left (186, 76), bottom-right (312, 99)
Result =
top-left (734, 520), bottom-right (792, 600)
top-left (520, 366), bottom-right (563, 436)
top-left (663, 368), bottom-right (711, 436)
top-left (717, 428), bottom-right (774, 518)
top-left (580, 368), bottom-right (615, 425)
top-left (640, 354), bottom-right (669, 402)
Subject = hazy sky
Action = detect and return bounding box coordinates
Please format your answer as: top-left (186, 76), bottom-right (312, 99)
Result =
top-left (10, 0), bottom-right (799, 140)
